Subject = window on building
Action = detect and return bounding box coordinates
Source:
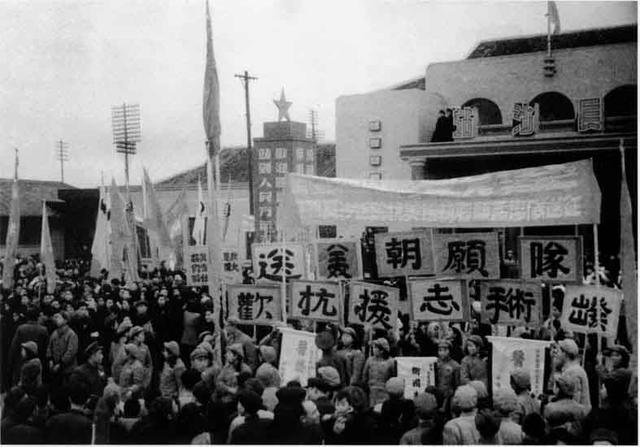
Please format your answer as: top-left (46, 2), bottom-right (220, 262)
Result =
top-left (461, 98), bottom-right (502, 125)
top-left (318, 225), bottom-right (337, 239)
top-left (604, 84), bottom-right (637, 117)
top-left (529, 91), bottom-right (575, 121)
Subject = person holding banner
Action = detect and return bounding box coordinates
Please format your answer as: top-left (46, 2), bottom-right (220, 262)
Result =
top-left (337, 326), bottom-right (365, 386)
top-left (224, 317), bottom-right (258, 372)
top-left (216, 343), bottom-right (252, 404)
top-left (362, 338), bottom-right (396, 407)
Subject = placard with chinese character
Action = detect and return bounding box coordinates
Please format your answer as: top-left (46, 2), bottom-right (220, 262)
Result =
top-left (278, 327), bottom-right (322, 387)
top-left (184, 246), bottom-right (209, 287)
top-left (560, 286), bottom-right (622, 337)
top-left (433, 232), bottom-right (500, 280)
top-left (409, 279), bottom-right (469, 322)
top-left (396, 357), bottom-right (437, 399)
top-left (252, 243), bottom-right (306, 283)
top-left (348, 281), bottom-right (399, 331)
top-left (374, 230), bottom-right (434, 277)
top-left (519, 236), bottom-right (583, 284)
top-left (316, 240), bottom-right (361, 280)
top-left (289, 280), bottom-right (342, 323)
top-left (479, 280), bottom-right (542, 326)
top-left (227, 284), bottom-right (283, 325)
top-left (222, 248), bottom-right (243, 284)
top-left (578, 97), bottom-right (603, 132)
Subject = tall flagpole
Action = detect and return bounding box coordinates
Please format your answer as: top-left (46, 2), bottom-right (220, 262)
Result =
top-left (546, 1), bottom-right (552, 57)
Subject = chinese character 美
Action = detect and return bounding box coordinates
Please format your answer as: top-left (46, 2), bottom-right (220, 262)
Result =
top-left (297, 285), bottom-right (337, 317)
top-left (485, 286), bottom-right (536, 324)
top-left (237, 292), bottom-right (254, 320)
top-left (326, 244), bottom-right (351, 279)
top-left (256, 248), bottom-right (301, 282)
top-left (568, 294), bottom-right (612, 331)
top-left (259, 162), bottom-right (272, 174)
top-left (512, 349), bottom-right (525, 368)
top-left (385, 237), bottom-right (421, 270)
top-left (258, 148), bottom-right (272, 160)
top-left (253, 293), bottom-right (273, 320)
top-left (443, 240), bottom-right (488, 277)
top-left (419, 283), bottom-right (460, 316)
top-left (530, 241), bottom-right (570, 279)
top-left (353, 288), bottom-right (392, 330)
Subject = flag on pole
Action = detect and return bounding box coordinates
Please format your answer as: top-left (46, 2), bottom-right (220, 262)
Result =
top-left (192, 177), bottom-right (207, 245)
top-left (40, 202), bottom-right (57, 294)
top-left (165, 187), bottom-right (189, 269)
top-left (108, 179), bottom-right (126, 281)
top-left (222, 179), bottom-right (232, 242)
top-left (2, 152), bottom-right (20, 289)
top-left (203, 0), bottom-right (221, 157)
top-left (548, 1), bottom-right (561, 34)
top-left (142, 168), bottom-right (171, 248)
top-left (90, 185), bottom-right (111, 277)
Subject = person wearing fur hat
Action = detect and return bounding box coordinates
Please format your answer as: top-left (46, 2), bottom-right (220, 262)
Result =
top-left (118, 343), bottom-right (146, 397)
top-left (379, 377), bottom-right (416, 444)
top-left (442, 385), bottom-right (480, 445)
top-left (460, 335), bottom-right (488, 387)
top-left (337, 326), bottom-right (365, 385)
top-left (362, 337), bottom-right (396, 407)
top-left (556, 338), bottom-right (591, 411)
top-left (159, 341), bottom-right (186, 400)
top-left (510, 368), bottom-right (540, 424)
top-left (255, 345), bottom-right (281, 388)
top-left (46, 311), bottom-right (79, 386)
top-left (18, 341), bottom-right (43, 395)
top-left (492, 388), bottom-right (524, 444)
top-left (435, 339), bottom-right (461, 414)
top-left (216, 343), bottom-right (252, 403)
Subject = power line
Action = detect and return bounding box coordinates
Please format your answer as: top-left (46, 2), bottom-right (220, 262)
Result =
top-left (111, 102), bottom-right (141, 188)
top-left (55, 140), bottom-right (70, 183)
top-left (234, 70), bottom-right (258, 216)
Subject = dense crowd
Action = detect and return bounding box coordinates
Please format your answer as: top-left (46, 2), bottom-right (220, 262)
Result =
top-left (0, 254), bottom-right (636, 445)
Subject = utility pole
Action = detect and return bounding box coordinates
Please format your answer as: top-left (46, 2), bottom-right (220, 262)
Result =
top-left (55, 140), bottom-right (69, 183)
top-left (111, 102), bottom-right (141, 189)
top-left (234, 70), bottom-right (258, 215)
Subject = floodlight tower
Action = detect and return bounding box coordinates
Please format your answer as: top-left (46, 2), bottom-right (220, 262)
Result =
top-left (55, 140), bottom-right (69, 182)
top-left (111, 103), bottom-right (141, 188)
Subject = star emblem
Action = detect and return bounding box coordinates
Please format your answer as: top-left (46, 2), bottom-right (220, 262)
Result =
top-left (273, 88), bottom-right (292, 122)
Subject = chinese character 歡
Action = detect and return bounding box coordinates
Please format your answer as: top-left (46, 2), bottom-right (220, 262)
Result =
top-left (385, 237), bottom-right (421, 270)
top-left (237, 292), bottom-right (254, 320)
top-left (485, 286), bottom-right (536, 324)
top-left (419, 283), bottom-right (460, 316)
top-left (530, 241), bottom-right (570, 279)
top-left (326, 244), bottom-right (351, 279)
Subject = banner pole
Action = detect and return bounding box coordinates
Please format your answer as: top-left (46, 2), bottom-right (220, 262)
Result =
top-left (593, 222), bottom-right (603, 405)
top-left (281, 228), bottom-right (287, 323)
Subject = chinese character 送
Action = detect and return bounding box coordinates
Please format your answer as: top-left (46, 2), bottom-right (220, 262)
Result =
top-left (256, 248), bottom-right (300, 282)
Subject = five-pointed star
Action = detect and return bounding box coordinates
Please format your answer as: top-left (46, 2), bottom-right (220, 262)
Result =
top-left (273, 88), bottom-right (292, 122)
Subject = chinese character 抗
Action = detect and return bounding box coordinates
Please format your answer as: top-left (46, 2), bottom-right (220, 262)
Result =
top-left (419, 283), bottom-right (460, 316)
top-left (297, 285), bottom-right (337, 317)
top-left (530, 241), bottom-right (570, 278)
top-left (385, 237), bottom-right (421, 270)
top-left (326, 244), bottom-right (351, 278)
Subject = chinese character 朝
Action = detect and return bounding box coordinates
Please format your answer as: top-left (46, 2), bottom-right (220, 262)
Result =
top-left (568, 294), bottom-right (612, 331)
top-left (419, 283), bottom-right (460, 316)
top-left (530, 241), bottom-right (570, 279)
top-left (485, 285), bottom-right (536, 324)
top-left (443, 240), bottom-right (488, 277)
top-left (385, 237), bottom-right (421, 270)
top-left (353, 288), bottom-right (392, 330)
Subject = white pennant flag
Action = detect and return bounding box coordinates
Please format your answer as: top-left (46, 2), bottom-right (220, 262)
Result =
top-left (40, 202), bottom-right (57, 294)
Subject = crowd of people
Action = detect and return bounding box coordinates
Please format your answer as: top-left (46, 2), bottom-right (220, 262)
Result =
top-left (0, 254), bottom-right (636, 445)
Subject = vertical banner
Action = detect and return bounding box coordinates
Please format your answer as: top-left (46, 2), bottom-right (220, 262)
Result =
top-left (222, 248), bottom-right (242, 284)
top-left (487, 336), bottom-right (551, 397)
top-left (278, 327), bottom-right (321, 387)
top-left (252, 243), bottom-right (306, 283)
top-left (519, 236), bottom-right (583, 283)
top-left (396, 357), bottom-right (438, 399)
top-left (479, 280), bottom-right (542, 326)
top-left (184, 246), bottom-right (209, 287)
top-left (433, 231), bottom-right (500, 279)
top-left (374, 230), bottom-right (434, 277)
top-left (289, 280), bottom-right (342, 323)
top-left (560, 285), bottom-right (622, 338)
top-left (227, 284), bottom-right (283, 325)
top-left (348, 281), bottom-right (399, 331)
top-left (409, 279), bottom-right (468, 322)
top-left (316, 240), bottom-right (361, 280)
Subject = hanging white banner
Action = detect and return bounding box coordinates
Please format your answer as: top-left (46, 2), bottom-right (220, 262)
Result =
top-left (277, 327), bottom-right (321, 387)
top-left (396, 357), bottom-right (438, 399)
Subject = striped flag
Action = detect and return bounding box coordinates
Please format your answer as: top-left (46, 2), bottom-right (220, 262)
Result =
top-left (40, 202), bottom-right (57, 294)
top-left (2, 153), bottom-right (20, 289)
top-left (203, 0), bottom-right (221, 157)
top-left (548, 1), bottom-right (561, 34)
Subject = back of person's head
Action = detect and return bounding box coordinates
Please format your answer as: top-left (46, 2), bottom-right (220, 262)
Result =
top-left (4, 386), bottom-right (27, 413)
top-left (25, 306), bottom-right (39, 321)
top-left (475, 409), bottom-right (500, 441)
top-left (68, 381), bottom-right (89, 407)
top-left (522, 412), bottom-right (547, 441)
top-left (124, 397), bottom-right (141, 418)
top-left (14, 395), bottom-right (36, 423)
top-left (192, 381), bottom-right (211, 406)
top-left (242, 378), bottom-right (265, 397)
top-left (149, 396), bottom-right (174, 421)
top-left (50, 386), bottom-right (71, 413)
top-left (413, 392), bottom-right (438, 420)
top-left (452, 385), bottom-right (478, 412)
top-left (335, 386), bottom-right (368, 413)
top-left (181, 368), bottom-right (202, 391)
top-left (237, 389), bottom-right (262, 416)
top-left (493, 388), bottom-right (518, 416)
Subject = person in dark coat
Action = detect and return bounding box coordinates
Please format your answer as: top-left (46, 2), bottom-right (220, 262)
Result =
top-left (267, 385), bottom-right (321, 444)
top-left (378, 377), bottom-right (416, 444)
top-left (430, 109), bottom-right (456, 142)
top-left (328, 386), bottom-right (378, 445)
top-left (69, 341), bottom-right (106, 399)
top-left (46, 311), bottom-right (79, 386)
top-left (8, 306), bottom-right (48, 386)
top-left (128, 396), bottom-right (178, 444)
top-left (45, 379), bottom-right (92, 444)
top-left (230, 389), bottom-right (272, 444)
top-left (2, 394), bottom-right (44, 444)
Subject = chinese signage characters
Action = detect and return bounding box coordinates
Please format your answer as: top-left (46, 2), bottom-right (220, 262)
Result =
top-left (184, 246), bottom-right (208, 287)
top-left (520, 236), bottom-right (582, 283)
top-left (433, 232), bottom-right (500, 279)
top-left (316, 240), bottom-right (361, 280)
top-left (453, 107), bottom-right (478, 139)
top-left (252, 243), bottom-right (306, 283)
top-left (409, 279), bottom-right (468, 322)
top-left (227, 285), bottom-right (283, 325)
top-left (480, 280), bottom-right (542, 326)
top-left (255, 146), bottom-right (277, 242)
top-left (374, 230), bottom-right (434, 277)
top-left (348, 281), bottom-right (399, 331)
top-left (278, 327), bottom-right (321, 387)
top-left (560, 286), bottom-right (622, 337)
top-left (396, 357), bottom-right (437, 399)
top-left (577, 97), bottom-right (603, 132)
top-left (289, 280), bottom-right (342, 322)
top-left (512, 102), bottom-right (539, 136)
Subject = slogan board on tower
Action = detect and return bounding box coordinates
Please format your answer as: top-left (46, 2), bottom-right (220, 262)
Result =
top-left (433, 231), bottom-right (500, 280)
top-left (289, 280), bottom-right (342, 323)
top-left (374, 230), bottom-right (434, 277)
top-left (519, 236), bottom-right (583, 284)
top-left (316, 240), bottom-right (362, 280)
top-left (347, 281), bottom-right (399, 331)
top-left (560, 285), bottom-right (622, 338)
top-left (227, 284), bottom-right (283, 325)
top-left (408, 279), bottom-right (469, 322)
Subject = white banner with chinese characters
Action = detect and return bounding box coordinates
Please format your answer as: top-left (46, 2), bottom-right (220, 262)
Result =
top-left (560, 285), bottom-right (622, 338)
top-left (396, 357), bottom-right (437, 399)
top-left (479, 280), bottom-right (542, 326)
top-left (519, 236), bottom-right (583, 284)
top-left (278, 327), bottom-right (321, 387)
top-left (347, 281), bottom-right (399, 332)
top-left (409, 279), bottom-right (469, 322)
top-left (487, 336), bottom-right (551, 398)
top-left (227, 284), bottom-right (283, 326)
top-left (374, 230), bottom-right (434, 277)
top-left (221, 248), bottom-right (243, 284)
top-left (184, 246), bottom-right (209, 287)
top-left (316, 240), bottom-right (361, 280)
top-left (433, 232), bottom-right (500, 280)
top-left (251, 243), bottom-right (306, 283)
top-left (289, 280), bottom-right (342, 323)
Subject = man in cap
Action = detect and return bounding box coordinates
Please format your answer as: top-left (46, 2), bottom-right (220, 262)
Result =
top-left (46, 311), bottom-right (79, 386)
top-left (69, 341), bottom-right (106, 398)
top-left (510, 368), bottom-right (540, 424)
top-left (316, 330), bottom-right (349, 387)
top-left (129, 325), bottom-right (153, 389)
top-left (399, 392), bottom-right (441, 445)
top-left (337, 326), bottom-right (365, 385)
top-left (435, 339), bottom-right (461, 412)
top-left (442, 385), bottom-right (480, 445)
top-left (597, 344), bottom-right (631, 384)
top-left (224, 317), bottom-right (258, 371)
top-left (556, 338), bottom-right (591, 411)
top-left (543, 373), bottom-right (588, 440)
top-left (307, 367), bottom-right (339, 421)
top-left (379, 377), bottom-right (416, 444)
top-left (8, 306), bottom-right (49, 386)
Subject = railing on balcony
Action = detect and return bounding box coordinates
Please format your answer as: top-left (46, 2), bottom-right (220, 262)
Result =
top-left (474, 115), bottom-right (636, 138)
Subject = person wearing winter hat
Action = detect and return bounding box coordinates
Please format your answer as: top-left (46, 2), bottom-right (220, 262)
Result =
top-left (159, 341), bottom-right (186, 400)
top-left (379, 377), bottom-right (416, 444)
top-left (128, 325), bottom-right (153, 390)
top-left (460, 335), bottom-right (488, 387)
top-left (509, 368), bottom-right (540, 424)
top-left (543, 373), bottom-right (588, 436)
top-left (362, 337), bottom-right (396, 406)
top-left (8, 305), bottom-right (48, 388)
top-left (118, 343), bottom-right (146, 397)
top-left (399, 392), bottom-right (441, 445)
top-left (47, 311), bottom-right (79, 385)
top-left (493, 388), bottom-right (524, 444)
top-left (597, 344), bottom-right (633, 396)
top-left (110, 318), bottom-right (133, 379)
top-left (556, 338), bottom-right (591, 411)
top-left (467, 379), bottom-right (491, 410)
top-left (229, 390), bottom-right (272, 444)
top-left (316, 329), bottom-right (349, 387)
top-left (306, 367), bottom-right (338, 419)
top-left (17, 341), bottom-right (42, 394)
top-left (216, 343), bottom-right (252, 403)
top-left (435, 339), bottom-right (461, 413)
top-left (337, 326), bottom-right (365, 385)
top-left (255, 345), bottom-right (281, 388)
top-left (225, 317), bottom-right (258, 371)
top-left (69, 341), bottom-right (106, 398)
top-left (442, 385), bottom-right (480, 445)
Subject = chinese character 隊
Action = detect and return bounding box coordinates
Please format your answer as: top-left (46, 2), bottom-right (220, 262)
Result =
top-left (297, 285), bottom-right (337, 317)
top-left (443, 240), bottom-right (488, 276)
top-left (419, 283), bottom-right (460, 315)
top-left (326, 244), bottom-right (351, 279)
top-left (353, 288), bottom-right (392, 330)
top-left (485, 286), bottom-right (536, 324)
top-left (385, 237), bottom-right (421, 270)
top-left (530, 241), bottom-right (570, 278)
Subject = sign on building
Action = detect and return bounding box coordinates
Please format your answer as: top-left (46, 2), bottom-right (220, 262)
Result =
top-left (433, 232), bottom-right (500, 280)
top-left (453, 107), bottom-right (478, 139)
top-left (519, 236), bottom-right (583, 284)
top-left (560, 285), bottom-right (622, 338)
top-left (184, 246), bottom-right (208, 287)
top-left (278, 327), bottom-right (321, 387)
top-left (255, 147), bottom-right (277, 242)
top-left (479, 280), bottom-right (542, 326)
top-left (348, 281), bottom-right (399, 331)
top-left (396, 357), bottom-right (438, 399)
top-left (374, 230), bottom-right (434, 277)
top-left (252, 243), bottom-right (306, 283)
top-left (512, 102), bottom-right (540, 136)
top-left (289, 280), bottom-right (342, 323)
top-left (316, 240), bottom-right (361, 280)
top-left (409, 279), bottom-right (469, 322)
top-left (577, 97), bottom-right (603, 132)
top-left (227, 284), bottom-right (283, 325)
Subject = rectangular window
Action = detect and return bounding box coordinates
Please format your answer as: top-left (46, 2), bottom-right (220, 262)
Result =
top-left (369, 172), bottom-right (382, 180)
top-left (369, 120), bottom-right (382, 132)
top-left (369, 137), bottom-right (382, 149)
top-left (318, 225), bottom-right (337, 239)
top-left (369, 155), bottom-right (381, 166)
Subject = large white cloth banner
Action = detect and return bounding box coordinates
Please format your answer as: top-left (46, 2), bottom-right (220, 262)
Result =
top-left (278, 327), bottom-right (321, 387)
top-left (487, 336), bottom-right (551, 398)
top-left (396, 357), bottom-right (437, 399)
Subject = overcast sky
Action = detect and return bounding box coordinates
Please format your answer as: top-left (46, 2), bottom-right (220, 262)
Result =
top-left (0, 0), bottom-right (635, 187)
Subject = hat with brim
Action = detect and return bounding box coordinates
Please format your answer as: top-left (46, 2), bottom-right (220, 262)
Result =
top-left (603, 344), bottom-right (630, 362)
top-left (163, 341), bottom-right (180, 357)
top-left (466, 335), bottom-right (484, 349)
top-left (21, 341), bottom-right (38, 357)
top-left (558, 339), bottom-right (579, 356)
top-left (134, 300), bottom-right (148, 308)
top-left (84, 341), bottom-right (103, 358)
top-left (190, 346), bottom-right (211, 361)
top-left (129, 326), bottom-right (144, 339)
top-left (372, 337), bottom-right (390, 353)
top-left (341, 327), bottom-right (357, 339)
top-left (315, 331), bottom-right (336, 350)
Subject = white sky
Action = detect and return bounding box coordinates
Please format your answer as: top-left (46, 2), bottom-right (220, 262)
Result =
top-left (0, 0), bottom-right (636, 187)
